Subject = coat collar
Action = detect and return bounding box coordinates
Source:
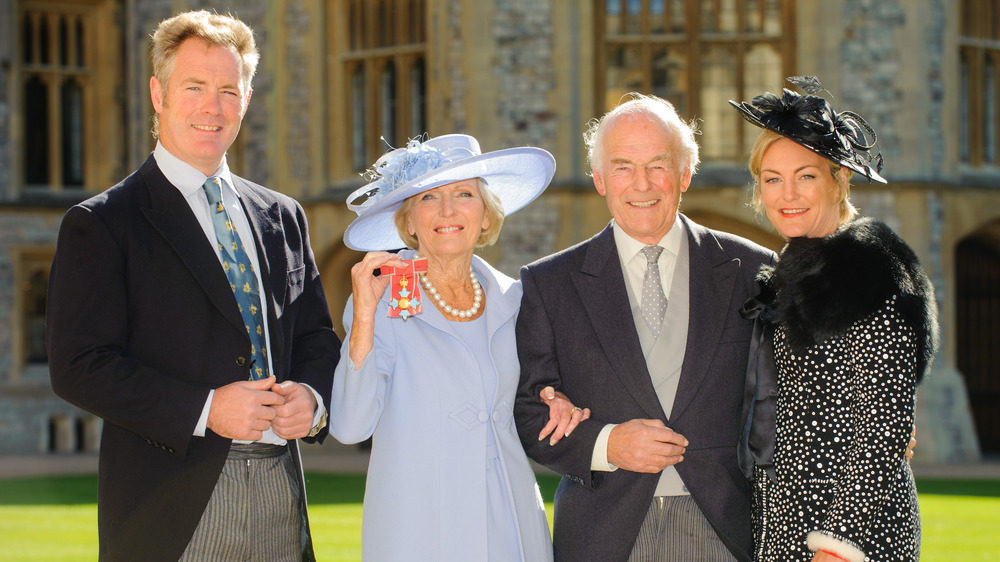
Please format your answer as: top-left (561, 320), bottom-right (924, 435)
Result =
top-left (768, 217), bottom-right (938, 382)
top-left (231, 176), bottom-right (287, 367)
top-left (229, 176), bottom-right (287, 308)
top-left (138, 156), bottom-right (246, 336)
top-left (574, 223), bottom-right (667, 420)
top-left (670, 214), bottom-right (741, 422)
top-left (397, 249), bottom-right (521, 341)
top-left (571, 215), bottom-right (743, 423)
top-left (138, 156), bottom-right (285, 359)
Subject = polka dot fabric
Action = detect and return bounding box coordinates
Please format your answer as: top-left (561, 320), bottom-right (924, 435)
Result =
top-left (753, 295), bottom-right (920, 561)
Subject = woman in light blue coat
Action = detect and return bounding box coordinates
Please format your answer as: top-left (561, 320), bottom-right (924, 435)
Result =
top-left (331, 134), bottom-right (589, 561)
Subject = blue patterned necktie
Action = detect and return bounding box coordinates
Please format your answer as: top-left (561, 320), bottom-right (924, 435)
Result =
top-left (203, 176), bottom-right (270, 380)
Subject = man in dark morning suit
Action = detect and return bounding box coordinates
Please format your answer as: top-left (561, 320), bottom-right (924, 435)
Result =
top-left (45, 11), bottom-right (340, 562)
top-left (514, 94), bottom-right (776, 561)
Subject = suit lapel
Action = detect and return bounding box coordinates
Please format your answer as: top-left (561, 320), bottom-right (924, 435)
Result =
top-left (231, 176), bottom-right (288, 375)
top-left (573, 226), bottom-right (666, 420)
top-left (670, 215), bottom-right (739, 422)
top-left (138, 157), bottom-right (247, 336)
top-left (475, 256), bottom-right (519, 342)
top-left (231, 177), bottom-right (286, 305)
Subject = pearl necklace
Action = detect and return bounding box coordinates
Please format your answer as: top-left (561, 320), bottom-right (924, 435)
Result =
top-left (418, 267), bottom-right (483, 318)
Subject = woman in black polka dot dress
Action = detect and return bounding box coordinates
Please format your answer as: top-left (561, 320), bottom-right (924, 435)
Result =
top-left (730, 78), bottom-right (939, 562)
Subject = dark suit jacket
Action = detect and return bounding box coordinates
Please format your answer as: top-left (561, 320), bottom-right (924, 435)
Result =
top-left (514, 215), bottom-right (776, 562)
top-left (46, 155), bottom-right (341, 562)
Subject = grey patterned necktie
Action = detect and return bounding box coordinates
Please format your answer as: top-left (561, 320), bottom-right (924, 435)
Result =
top-left (640, 245), bottom-right (667, 339)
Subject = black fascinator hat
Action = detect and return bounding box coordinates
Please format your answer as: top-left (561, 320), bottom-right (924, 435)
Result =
top-left (729, 76), bottom-right (886, 183)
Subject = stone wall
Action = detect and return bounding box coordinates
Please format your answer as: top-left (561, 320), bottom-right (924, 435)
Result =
top-left (924, 0), bottom-right (947, 180)
top-left (840, 0), bottom-right (981, 463)
top-left (218, 0), bottom-right (270, 183)
top-left (0, 383), bottom-right (100, 454)
top-left (840, 0), bottom-right (905, 166)
top-left (491, 0), bottom-right (559, 274)
top-left (496, 197), bottom-right (560, 278)
top-left (915, 191), bottom-right (981, 463)
top-left (0, 212), bottom-right (60, 379)
top-left (0, 0), bottom-right (12, 200)
top-left (446, 0), bottom-right (467, 132)
top-left (0, 211), bottom-right (73, 454)
top-left (493, 0), bottom-right (557, 151)
top-left (281, 0), bottom-right (313, 192)
top-left (129, 1), bottom-right (173, 167)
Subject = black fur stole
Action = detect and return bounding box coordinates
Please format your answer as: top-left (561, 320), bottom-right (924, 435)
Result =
top-left (756, 218), bottom-right (939, 383)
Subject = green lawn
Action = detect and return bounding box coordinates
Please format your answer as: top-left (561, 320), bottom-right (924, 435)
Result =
top-left (1, 474), bottom-right (996, 561)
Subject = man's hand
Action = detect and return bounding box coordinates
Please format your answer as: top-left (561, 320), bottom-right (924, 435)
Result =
top-left (607, 419), bottom-right (688, 473)
top-left (208, 376), bottom-right (284, 441)
top-left (270, 381), bottom-right (319, 439)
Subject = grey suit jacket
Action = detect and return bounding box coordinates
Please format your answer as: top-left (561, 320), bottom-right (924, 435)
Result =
top-left (514, 214), bottom-right (776, 562)
top-left (47, 155), bottom-right (340, 562)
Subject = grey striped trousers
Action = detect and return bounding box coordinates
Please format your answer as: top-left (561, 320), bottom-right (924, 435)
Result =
top-left (179, 443), bottom-right (305, 562)
top-left (627, 495), bottom-right (737, 562)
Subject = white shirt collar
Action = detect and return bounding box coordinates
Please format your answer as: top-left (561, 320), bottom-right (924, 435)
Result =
top-left (153, 141), bottom-right (238, 199)
top-left (611, 214), bottom-right (684, 262)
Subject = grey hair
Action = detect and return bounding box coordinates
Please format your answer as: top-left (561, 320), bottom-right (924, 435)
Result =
top-left (583, 93), bottom-right (700, 178)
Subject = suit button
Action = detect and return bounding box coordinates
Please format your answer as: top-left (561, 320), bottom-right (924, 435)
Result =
top-left (236, 356), bottom-right (247, 367)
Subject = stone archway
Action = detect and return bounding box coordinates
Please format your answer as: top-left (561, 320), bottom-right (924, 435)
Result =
top-left (319, 243), bottom-right (365, 337)
top-left (956, 220), bottom-right (1000, 455)
top-left (682, 211), bottom-right (785, 253)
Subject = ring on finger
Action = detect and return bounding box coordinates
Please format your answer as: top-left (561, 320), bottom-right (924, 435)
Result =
top-left (571, 407), bottom-right (583, 413)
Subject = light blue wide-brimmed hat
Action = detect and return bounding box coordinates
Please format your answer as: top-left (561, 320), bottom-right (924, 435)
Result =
top-left (343, 134), bottom-right (556, 251)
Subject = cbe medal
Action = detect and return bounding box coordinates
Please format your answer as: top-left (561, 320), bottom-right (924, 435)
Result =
top-left (379, 258), bottom-right (428, 321)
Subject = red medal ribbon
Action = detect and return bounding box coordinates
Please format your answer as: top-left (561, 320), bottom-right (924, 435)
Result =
top-left (379, 258), bottom-right (428, 321)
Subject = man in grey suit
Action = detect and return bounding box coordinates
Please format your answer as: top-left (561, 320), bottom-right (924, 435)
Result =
top-left (514, 94), bottom-right (776, 561)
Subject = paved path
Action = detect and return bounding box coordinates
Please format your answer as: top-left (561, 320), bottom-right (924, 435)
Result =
top-left (2, 442), bottom-right (999, 480)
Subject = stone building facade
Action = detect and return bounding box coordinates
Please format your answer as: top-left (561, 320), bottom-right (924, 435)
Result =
top-left (0, 0), bottom-right (996, 464)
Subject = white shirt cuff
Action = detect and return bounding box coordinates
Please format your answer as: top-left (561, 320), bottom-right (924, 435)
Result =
top-left (591, 423), bottom-right (619, 471)
top-left (301, 383), bottom-right (327, 428)
top-left (194, 389), bottom-right (214, 437)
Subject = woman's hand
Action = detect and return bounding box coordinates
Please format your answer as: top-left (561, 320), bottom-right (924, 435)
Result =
top-left (350, 252), bottom-right (406, 316)
top-left (348, 252), bottom-right (408, 366)
top-left (537, 386), bottom-right (591, 446)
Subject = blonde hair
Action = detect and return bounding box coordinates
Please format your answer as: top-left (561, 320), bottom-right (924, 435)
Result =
top-left (748, 128), bottom-right (858, 223)
top-left (149, 10), bottom-right (259, 138)
top-left (392, 179), bottom-right (505, 249)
